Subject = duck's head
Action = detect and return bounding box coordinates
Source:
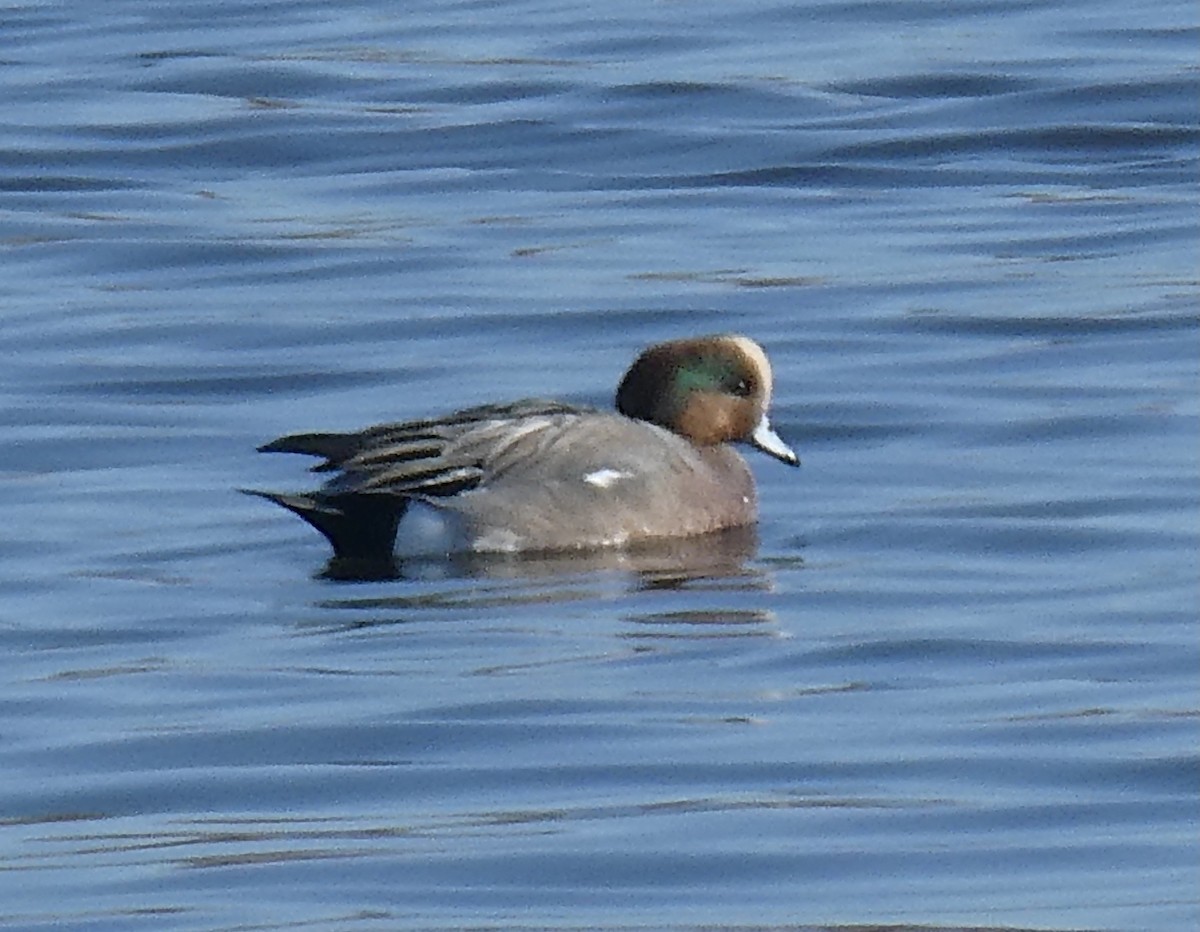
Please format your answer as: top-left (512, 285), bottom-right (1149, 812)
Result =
top-left (616, 333), bottom-right (799, 466)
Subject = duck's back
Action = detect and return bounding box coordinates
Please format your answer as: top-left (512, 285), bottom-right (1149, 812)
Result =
top-left (439, 411), bottom-right (757, 552)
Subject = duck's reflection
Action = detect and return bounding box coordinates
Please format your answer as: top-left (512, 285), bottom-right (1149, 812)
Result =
top-left (304, 525), bottom-right (801, 640)
top-left (320, 525), bottom-right (762, 588)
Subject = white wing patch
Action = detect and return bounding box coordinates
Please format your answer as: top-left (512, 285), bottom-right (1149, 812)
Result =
top-left (583, 467), bottom-right (633, 489)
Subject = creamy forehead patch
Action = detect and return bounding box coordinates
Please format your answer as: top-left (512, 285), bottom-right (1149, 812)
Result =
top-left (726, 335), bottom-right (773, 400)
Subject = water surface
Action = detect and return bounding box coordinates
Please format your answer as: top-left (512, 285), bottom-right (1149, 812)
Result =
top-left (1, 0), bottom-right (1197, 929)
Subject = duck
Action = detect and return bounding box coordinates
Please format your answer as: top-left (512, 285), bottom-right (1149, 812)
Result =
top-left (248, 333), bottom-right (798, 562)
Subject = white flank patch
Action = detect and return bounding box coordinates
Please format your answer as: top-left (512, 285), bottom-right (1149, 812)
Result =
top-left (583, 468), bottom-right (632, 489)
top-left (472, 527), bottom-right (524, 553)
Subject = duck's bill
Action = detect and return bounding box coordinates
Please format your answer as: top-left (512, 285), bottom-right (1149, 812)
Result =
top-left (751, 415), bottom-right (800, 466)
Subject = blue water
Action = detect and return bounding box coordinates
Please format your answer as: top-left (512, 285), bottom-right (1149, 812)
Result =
top-left (2, 0), bottom-right (1197, 929)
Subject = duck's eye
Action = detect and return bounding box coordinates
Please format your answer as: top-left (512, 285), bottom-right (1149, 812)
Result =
top-left (731, 377), bottom-right (753, 398)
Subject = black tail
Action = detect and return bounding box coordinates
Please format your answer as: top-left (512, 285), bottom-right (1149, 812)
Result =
top-left (243, 489), bottom-right (404, 562)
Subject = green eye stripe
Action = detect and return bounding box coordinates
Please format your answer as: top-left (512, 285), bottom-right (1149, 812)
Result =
top-left (675, 357), bottom-right (741, 395)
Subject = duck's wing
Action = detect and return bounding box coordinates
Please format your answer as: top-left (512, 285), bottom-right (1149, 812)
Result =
top-left (257, 399), bottom-right (589, 498)
top-left (249, 400), bottom-right (592, 563)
